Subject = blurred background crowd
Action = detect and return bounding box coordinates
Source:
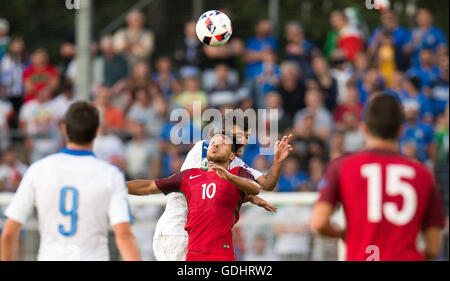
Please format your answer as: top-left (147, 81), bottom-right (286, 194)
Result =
top-left (0, 1), bottom-right (448, 261)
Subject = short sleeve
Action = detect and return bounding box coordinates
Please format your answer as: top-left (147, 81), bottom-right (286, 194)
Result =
top-left (230, 157), bottom-right (263, 180)
top-left (4, 165), bottom-right (37, 224)
top-left (422, 181), bottom-right (445, 229)
top-left (155, 170), bottom-right (190, 194)
top-left (180, 140), bottom-right (203, 171)
top-left (317, 157), bottom-right (342, 207)
top-left (108, 168), bottom-right (133, 226)
top-left (237, 167), bottom-right (256, 181)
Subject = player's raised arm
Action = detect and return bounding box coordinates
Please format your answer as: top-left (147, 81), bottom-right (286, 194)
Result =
top-left (255, 134), bottom-right (293, 191)
top-left (127, 180), bottom-right (161, 195)
top-left (210, 162), bottom-right (260, 195)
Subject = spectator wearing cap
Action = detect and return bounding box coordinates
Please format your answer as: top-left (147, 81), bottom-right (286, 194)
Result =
top-left (243, 19), bottom-right (279, 80)
top-left (368, 9), bottom-right (411, 71)
top-left (23, 48), bottom-right (59, 102)
top-left (0, 18), bottom-right (10, 60)
top-left (400, 76), bottom-right (433, 123)
top-left (284, 21), bottom-right (318, 80)
top-left (113, 10), bottom-right (155, 69)
top-left (406, 8), bottom-right (448, 67)
top-left (399, 102), bottom-right (435, 163)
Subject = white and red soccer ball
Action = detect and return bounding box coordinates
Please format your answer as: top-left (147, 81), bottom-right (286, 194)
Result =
top-left (196, 10), bottom-right (232, 47)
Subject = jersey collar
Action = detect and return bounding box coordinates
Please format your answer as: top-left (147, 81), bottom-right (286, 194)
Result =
top-left (60, 147), bottom-right (96, 157)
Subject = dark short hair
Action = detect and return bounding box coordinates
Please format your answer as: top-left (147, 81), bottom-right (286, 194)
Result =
top-left (221, 131), bottom-right (244, 154)
top-left (364, 94), bottom-right (404, 140)
top-left (223, 111), bottom-right (250, 132)
top-left (64, 102), bottom-right (100, 145)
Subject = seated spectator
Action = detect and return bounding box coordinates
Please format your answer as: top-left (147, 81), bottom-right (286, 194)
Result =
top-left (207, 63), bottom-right (239, 108)
top-left (400, 76), bottom-right (433, 123)
top-left (294, 89), bottom-right (333, 142)
top-left (310, 56), bottom-right (338, 112)
top-left (152, 56), bottom-right (178, 99)
top-left (276, 156), bottom-right (309, 192)
top-left (174, 21), bottom-right (206, 70)
top-left (252, 155), bottom-right (270, 174)
top-left (399, 103), bottom-right (434, 163)
top-left (431, 56), bottom-right (449, 117)
top-left (93, 36), bottom-right (129, 95)
top-left (306, 157), bottom-right (325, 191)
top-left (0, 97), bottom-right (13, 151)
top-left (327, 10), bottom-right (365, 63)
top-left (243, 19), bottom-right (279, 80)
top-left (329, 52), bottom-right (353, 105)
top-left (58, 39), bottom-right (76, 86)
top-left (125, 121), bottom-right (161, 180)
top-left (342, 112), bottom-right (365, 153)
top-left (173, 68), bottom-right (208, 110)
top-left (368, 9), bottom-right (411, 71)
top-left (23, 48), bottom-right (59, 102)
top-left (385, 70), bottom-right (406, 99)
top-left (51, 81), bottom-right (76, 120)
top-left (406, 48), bottom-right (440, 91)
top-left (284, 21), bottom-right (318, 79)
top-left (127, 87), bottom-right (166, 138)
top-left (253, 49), bottom-right (280, 108)
top-left (276, 61), bottom-right (306, 119)
top-left (0, 147), bottom-right (27, 193)
top-left (263, 92), bottom-right (292, 135)
top-left (357, 68), bottom-right (385, 104)
top-left (0, 18), bottom-right (10, 60)
top-left (94, 86), bottom-right (126, 134)
top-left (333, 82), bottom-right (363, 131)
top-left (93, 124), bottom-right (126, 172)
top-left (272, 205), bottom-right (313, 261)
top-left (329, 131), bottom-right (345, 160)
top-left (19, 88), bottom-right (62, 163)
top-left (1, 36), bottom-right (27, 127)
top-left (65, 40), bottom-right (99, 85)
top-left (113, 10), bottom-right (155, 68)
top-left (406, 8), bottom-right (448, 67)
top-left (244, 234), bottom-right (280, 261)
top-left (351, 51), bottom-right (370, 84)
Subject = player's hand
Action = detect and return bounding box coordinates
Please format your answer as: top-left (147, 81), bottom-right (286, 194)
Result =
top-left (209, 162), bottom-right (231, 181)
top-left (273, 134), bottom-right (293, 163)
top-left (248, 195), bottom-right (278, 213)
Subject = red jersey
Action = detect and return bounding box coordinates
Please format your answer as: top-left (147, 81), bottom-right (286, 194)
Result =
top-left (155, 167), bottom-right (254, 258)
top-left (23, 65), bottom-right (59, 101)
top-left (318, 149), bottom-right (445, 261)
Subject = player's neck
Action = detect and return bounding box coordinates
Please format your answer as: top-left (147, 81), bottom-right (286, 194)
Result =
top-left (66, 142), bottom-right (94, 152)
top-left (365, 137), bottom-right (399, 152)
top-left (207, 161), bottom-right (229, 171)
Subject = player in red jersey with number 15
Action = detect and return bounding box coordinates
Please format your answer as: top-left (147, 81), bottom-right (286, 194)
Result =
top-left (311, 94), bottom-right (445, 261)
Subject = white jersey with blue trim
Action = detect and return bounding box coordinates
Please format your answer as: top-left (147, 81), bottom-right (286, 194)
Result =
top-left (154, 140), bottom-right (263, 237)
top-left (4, 148), bottom-right (132, 261)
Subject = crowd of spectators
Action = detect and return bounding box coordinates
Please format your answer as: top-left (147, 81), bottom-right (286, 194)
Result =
top-left (0, 7), bottom-right (448, 260)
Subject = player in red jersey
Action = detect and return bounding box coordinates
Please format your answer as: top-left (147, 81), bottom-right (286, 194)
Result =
top-left (127, 133), bottom-right (261, 261)
top-left (311, 94), bottom-right (445, 261)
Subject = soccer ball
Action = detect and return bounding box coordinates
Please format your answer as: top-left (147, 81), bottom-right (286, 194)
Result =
top-left (196, 10), bottom-right (232, 47)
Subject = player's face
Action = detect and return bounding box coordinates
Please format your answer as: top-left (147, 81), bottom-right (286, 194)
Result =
top-left (232, 125), bottom-right (249, 156)
top-left (207, 135), bottom-right (234, 164)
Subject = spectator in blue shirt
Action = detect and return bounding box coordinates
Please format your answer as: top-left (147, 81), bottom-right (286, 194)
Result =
top-left (244, 19), bottom-right (279, 80)
top-left (401, 76), bottom-right (434, 123)
top-left (406, 48), bottom-right (440, 90)
top-left (406, 8), bottom-right (448, 67)
top-left (276, 156), bottom-right (309, 192)
top-left (399, 102), bottom-right (435, 163)
top-left (431, 56), bottom-right (449, 117)
top-left (368, 9), bottom-right (411, 71)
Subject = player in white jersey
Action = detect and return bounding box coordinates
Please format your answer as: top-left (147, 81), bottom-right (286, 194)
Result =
top-left (148, 114), bottom-right (293, 261)
top-left (1, 102), bottom-right (141, 261)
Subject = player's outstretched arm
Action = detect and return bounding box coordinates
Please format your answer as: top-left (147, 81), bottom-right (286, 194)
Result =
top-left (210, 162), bottom-right (261, 195)
top-left (244, 195), bottom-right (278, 213)
top-left (113, 222), bottom-right (141, 261)
top-left (310, 201), bottom-right (346, 239)
top-left (1, 219), bottom-right (22, 261)
top-left (127, 180), bottom-right (162, 195)
top-left (256, 134), bottom-right (293, 191)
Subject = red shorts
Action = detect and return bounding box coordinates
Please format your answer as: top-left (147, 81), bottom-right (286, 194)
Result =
top-left (186, 252), bottom-right (236, 261)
